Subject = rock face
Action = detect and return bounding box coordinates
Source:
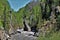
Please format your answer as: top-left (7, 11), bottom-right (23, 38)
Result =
top-left (0, 29), bottom-right (37, 40)
top-left (0, 30), bottom-right (8, 40)
top-left (8, 33), bottom-right (37, 40)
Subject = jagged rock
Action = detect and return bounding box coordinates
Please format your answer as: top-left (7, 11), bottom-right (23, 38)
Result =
top-left (8, 33), bottom-right (37, 40)
top-left (9, 26), bottom-right (15, 35)
top-left (0, 30), bottom-right (9, 40)
top-left (56, 6), bottom-right (60, 12)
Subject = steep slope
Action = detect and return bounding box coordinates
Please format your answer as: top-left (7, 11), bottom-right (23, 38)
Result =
top-left (0, 0), bottom-right (11, 29)
top-left (13, 0), bottom-right (42, 28)
top-left (0, 0), bottom-right (10, 15)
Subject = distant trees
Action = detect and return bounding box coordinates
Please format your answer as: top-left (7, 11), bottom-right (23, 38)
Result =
top-left (56, 15), bottom-right (60, 31)
top-left (3, 5), bottom-right (6, 30)
top-left (40, 0), bottom-right (53, 20)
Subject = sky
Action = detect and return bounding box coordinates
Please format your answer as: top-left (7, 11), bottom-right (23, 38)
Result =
top-left (8, 0), bottom-right (32, 12)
